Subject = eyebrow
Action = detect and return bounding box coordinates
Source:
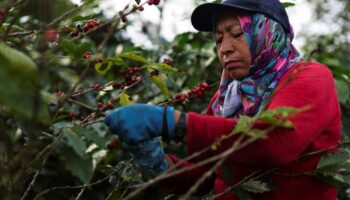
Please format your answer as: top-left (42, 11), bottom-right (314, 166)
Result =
top-left (215, 23), bottom-right (241, 34)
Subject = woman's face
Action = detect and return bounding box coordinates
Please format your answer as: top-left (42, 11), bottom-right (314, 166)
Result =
top-left (215, 13), bottom-right (251, 80)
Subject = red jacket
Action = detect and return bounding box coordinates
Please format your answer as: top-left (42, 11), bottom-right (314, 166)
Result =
top-left (163, 62), bottom-right (341, 199)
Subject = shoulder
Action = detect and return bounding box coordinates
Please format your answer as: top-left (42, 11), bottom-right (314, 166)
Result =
top-left (279, 61), bottom-right (334, 86)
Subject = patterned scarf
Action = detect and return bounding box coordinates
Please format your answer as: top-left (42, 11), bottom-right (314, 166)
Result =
top-left (212, 14), bottom-right (301, 118)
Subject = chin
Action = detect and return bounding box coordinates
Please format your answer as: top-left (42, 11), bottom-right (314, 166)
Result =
top-left (229, 72), bottom-right (249, 80)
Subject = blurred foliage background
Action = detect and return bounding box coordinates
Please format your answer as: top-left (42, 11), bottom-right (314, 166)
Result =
top-left (0, 0), bottom-right (349, 199)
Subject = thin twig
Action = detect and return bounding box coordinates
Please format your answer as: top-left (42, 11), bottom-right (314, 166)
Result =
top-left (47, 4), bottom-right (87, 28)
top-left (97, 18), bottom-right (120, 52)
top-left (20, 170), bottom-right (40, 200)
top-left (52, 64), bottom-right (90, 115)
top-left (32, 159), bottom-right (132, 200)
top-left (3, 0), bottom-right (30, 39)
top-left (122, 136), bottom-right (258, 200)
top-left (205, 140), bottom-right (350, 199)
top-left (122, 107), bottom-right (303, 200)
top-left (0, 0), bottom-right (19, 27)
top-left (297, 140), bottom-right (350, 161)
top-left (68, 98), bottom-right (96, 111)
top-left (7, 30), bottom-right (35, 37)
top-left (181, 135), bottom-right (246, 200)
top-left (106, 187), bottom-right (119, 200)
top-left (20, 131), bottom-right (64, 200)
top-left (74, 186), bottom-right (86, 200)
top-left (70, 1), bottom-right (147, 43)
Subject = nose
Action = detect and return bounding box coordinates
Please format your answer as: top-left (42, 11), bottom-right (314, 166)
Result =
top-left (219, 37), bottom-right (235, 56)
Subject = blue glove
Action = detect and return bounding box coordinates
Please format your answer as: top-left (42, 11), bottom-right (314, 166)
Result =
top-left (104, 104), bottom-right (175, 144)
top-left (124, 137), bottom-right (168, 175)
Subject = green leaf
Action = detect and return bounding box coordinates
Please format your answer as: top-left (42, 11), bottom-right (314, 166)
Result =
top-left (76, 127), bottom-right (108, 148)
top-left (119, 92), bottom-right (134, 106)
top-left (147, 68), bottom-right (170, 98)
top-left (317, 151), bottom-right (349, 170)
top-left (316, 161), bottom-right (350, 188)
top-left (105, 57), bottom-right (125, 66)
top-left (316, 151), bottom-right (349, 177)
top-left (335, 79), bottom-right (350, 104)
top-left (71, 15), bottom-right (94, 22)
top-left (261, 107), bottom-right (297, 119)
top-left (233, 187), bottom-right (252, 200)
top-left (141, 63), bottom-right (177, 73)
top-left (60, 143), bottom-right (93, 184)
top-left (234, 116), bottom-right (253, 133)
top-left (95, 61), bottom-right (113, 76)
top-left (64, 127), bottom-right (87, 158)
top-left (59, 39), bottom-right (93, 59)
top-left (0, 43), bottom-right (49, 123)
top-left (241, 179), bottom-right (274, 193)
top-left (282, 2), bottom-right (296, 8)
top-left (258, 107), bottom-right (296, 128)
top-left (333, 173), bottom-right (350, 185)
top-left (119, 52), bottom-right (147, 63)
top-left (245, 129), bottom-right (267, 139)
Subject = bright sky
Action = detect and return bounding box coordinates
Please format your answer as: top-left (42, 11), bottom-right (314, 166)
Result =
top-left (71, 0), bottom-right (341, 52)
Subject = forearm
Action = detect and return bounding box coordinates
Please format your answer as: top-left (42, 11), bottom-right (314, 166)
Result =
top-left (173, 110), bottom-right (188, 143)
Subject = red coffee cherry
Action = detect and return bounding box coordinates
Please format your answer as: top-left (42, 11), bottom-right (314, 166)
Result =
top-left (97, 102), bottom-right (104, 108)
top-left (200, 82), bottom-right (209, 90)
top-left (45, 29), bottom-right (58, 42)
top-left (147, 0), bottom-right (160, 5)
top-left (0, 8), bottom-right (5, 21)
top-left (107, 138), bottom-right (119, 150)
top-left (54, 91), bottom-right (65, 97)
top-left (83, 51), bottom-right (92, 59)
top-left (90, 83), bottom-right (101, 90)
top-left (107, 101), bottom-right (114, 108)
top-left (69, 112), bottom-right (78, 120)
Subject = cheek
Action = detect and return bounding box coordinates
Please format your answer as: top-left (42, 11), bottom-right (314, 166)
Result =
top-left (217, 50), bottom-right (225, 66)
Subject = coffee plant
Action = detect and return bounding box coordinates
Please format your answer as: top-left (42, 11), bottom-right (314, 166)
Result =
top-left (0, 0), bottom-right (350, 200)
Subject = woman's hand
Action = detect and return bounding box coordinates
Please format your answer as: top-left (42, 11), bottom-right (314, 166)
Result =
top-left (104, 104), bottom-right (175, 144)
top-left (124, 138), bottom-right (169, 175)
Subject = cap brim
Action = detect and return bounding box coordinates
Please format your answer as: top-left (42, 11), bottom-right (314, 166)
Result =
top-left (191, 2), bottom-right (257, 32)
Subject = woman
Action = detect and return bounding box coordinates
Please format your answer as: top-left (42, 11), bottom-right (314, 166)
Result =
top-left (104, 0), bottom-right (341, 199)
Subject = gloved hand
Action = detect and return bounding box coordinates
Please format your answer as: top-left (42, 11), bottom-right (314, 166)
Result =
top-left (104, 104), bottom-right (175, 144)
top-left (123, 137), bottom-right (168, 175)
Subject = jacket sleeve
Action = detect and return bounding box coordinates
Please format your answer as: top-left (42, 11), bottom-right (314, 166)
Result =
top-left (187, 62), bottom-right (341, 167)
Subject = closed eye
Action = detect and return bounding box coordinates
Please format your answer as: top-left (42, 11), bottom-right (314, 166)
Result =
top-left (232, 32), bottom-right (244, 38)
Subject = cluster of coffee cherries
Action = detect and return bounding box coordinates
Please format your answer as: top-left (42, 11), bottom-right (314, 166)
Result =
top-left (171, 82), bottom-right (210, 104)
top-left (68, 112), bottom-right (79, 120)
top-left (112, 67), bottom-right (141, 90)
top-left (147, 0), bottom-right (161, 5)
top-left (82, 51), bottom-right (103, 63)
top-left (89, 83), bottom-right (102, 90)
top-left (97, 100), bottom-right (114, 109)
top-left (70, 18), bottom-right (101, 37)
top-left (163, 58), bottom-right (174, 66)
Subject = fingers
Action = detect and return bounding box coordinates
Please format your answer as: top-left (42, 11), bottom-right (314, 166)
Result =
top-left (104, 111), bottom-right (112, 127)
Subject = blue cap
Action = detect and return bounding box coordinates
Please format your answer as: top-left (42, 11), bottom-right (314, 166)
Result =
top-left (191, 0), bottom-right (291, 33)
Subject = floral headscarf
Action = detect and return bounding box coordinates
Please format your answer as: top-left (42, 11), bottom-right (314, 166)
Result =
top-left (212, 13), bottom-right (301, 118)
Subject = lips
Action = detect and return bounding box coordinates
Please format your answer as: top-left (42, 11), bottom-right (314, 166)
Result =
top-left (224, 60), bottom-right (242, 70)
